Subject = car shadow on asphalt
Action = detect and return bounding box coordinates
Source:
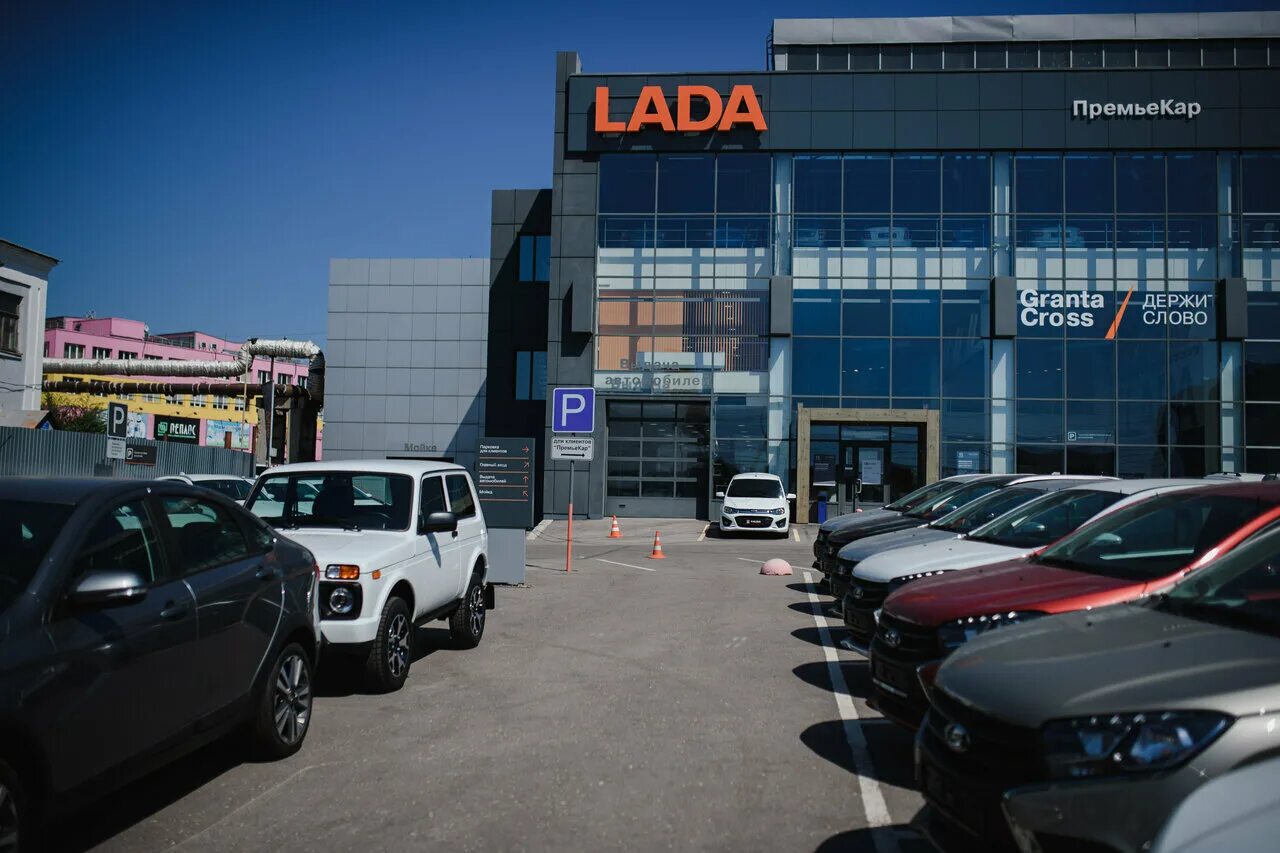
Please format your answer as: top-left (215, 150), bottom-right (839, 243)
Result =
top-left (792, 660), bottom-right (873, 700)
top-left (815, 820), bottom-right (948, 853)
top-left (799, 720), bottom-right (918, 791)
top-left (791, 626), bottom-right (827, 647)
top-left (315, 625), bottom-right (451, 697)
top-left (45, 738), bottom-right (243, 853)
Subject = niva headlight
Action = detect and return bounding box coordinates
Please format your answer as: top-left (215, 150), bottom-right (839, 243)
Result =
top-left (937, 610), bottom-right (1046, 651)
top-left (1042, 711), bottom-right (1231, 780)
top-left (888, 569), bottom-right (952, 593)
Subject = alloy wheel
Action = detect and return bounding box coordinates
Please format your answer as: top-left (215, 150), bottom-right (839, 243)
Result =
top-left (387, 613), bottom-right (410, 677)
top-left (0, 781), bottom-right (18, 853)
top-left (468, 584), bottom-right (485, 636)
top-left (273, 653), bottom-right (312, 746)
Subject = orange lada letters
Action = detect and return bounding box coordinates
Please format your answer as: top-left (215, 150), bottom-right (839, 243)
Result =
top-left (594, 84), bottom-right (767, 133)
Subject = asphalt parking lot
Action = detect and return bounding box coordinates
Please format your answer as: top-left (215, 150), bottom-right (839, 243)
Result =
top-left (54, 518), bottom-right (944, 853)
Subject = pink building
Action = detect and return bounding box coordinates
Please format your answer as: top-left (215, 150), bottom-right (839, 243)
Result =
top-left (43, 316), bottom-right (321, 456)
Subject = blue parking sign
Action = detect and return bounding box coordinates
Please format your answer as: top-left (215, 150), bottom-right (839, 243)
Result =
top-left (552, 387), bottom-right (595, 434)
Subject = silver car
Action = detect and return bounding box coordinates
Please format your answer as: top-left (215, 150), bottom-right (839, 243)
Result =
top-left (917, 522), bottom-right (1280, 852)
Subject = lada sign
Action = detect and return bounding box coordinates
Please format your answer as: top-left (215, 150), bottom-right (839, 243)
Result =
top-left (594, 85), bottom-right (767, 133)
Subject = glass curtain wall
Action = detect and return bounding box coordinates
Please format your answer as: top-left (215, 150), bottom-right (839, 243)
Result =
top-left (790, 153), bottom-right (992, 475)
top-left (1242, 153), bottom-right (1280, 472)
top-left (596, 153), bottom-right (788, 492)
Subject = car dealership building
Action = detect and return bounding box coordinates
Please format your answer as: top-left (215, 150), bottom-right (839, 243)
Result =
top-left (326, 12), bottom-right (1280, 522)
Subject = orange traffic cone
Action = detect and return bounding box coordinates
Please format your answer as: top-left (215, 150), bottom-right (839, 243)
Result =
top-left (609, 515), bottom-right (623, 538)
top-left (648, 530), bottom-right (666, 559)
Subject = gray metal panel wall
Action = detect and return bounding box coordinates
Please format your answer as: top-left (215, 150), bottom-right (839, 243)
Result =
top-left (326, 257), bottom-right (490, 473)
top-left (1219, 277), bottom-right (1249, 340)
top-left (770, 276), bottom-right (793, 336)
top-left (0, 428), bottom-right (252, 478)
top-left (991, 277), bottom-right (1018, 338)
top-left (546, 51), bottom-right (605, 519)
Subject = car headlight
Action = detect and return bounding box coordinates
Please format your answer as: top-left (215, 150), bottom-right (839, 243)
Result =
top-left (834, 559), bottom-right (857, 577)
top-left (328, 586), bottom-right (356, 615)
top-left (937, 610), bottom-right (1046, 651)
top-left (887, 569), bottom-right (952, 592)
top-left (724, 506), bottom-right (742, 514)
top-left (1042, 712), bottom-right (1231, 780)
top-left (326, 564), bottom-right (360, 580)
top-left (769, 507), bottom-right (787, 516)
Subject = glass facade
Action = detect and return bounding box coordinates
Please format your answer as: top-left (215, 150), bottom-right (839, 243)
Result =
top-left (594, 150), bottom-right (1280, 491)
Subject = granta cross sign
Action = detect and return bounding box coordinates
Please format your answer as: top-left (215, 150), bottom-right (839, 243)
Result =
top-left (594, 85), bottom-right (768, 134)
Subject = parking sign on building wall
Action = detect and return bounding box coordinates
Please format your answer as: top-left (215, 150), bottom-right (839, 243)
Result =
top-left (551, 387), bottom-right (594, 433)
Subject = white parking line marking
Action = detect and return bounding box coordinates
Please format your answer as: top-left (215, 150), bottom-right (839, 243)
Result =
top-left (596, 558), bottom-right (656, 573)
top-left (697, 524), bottom-right (709, 542)
top-left (733, 557), bottom-right (759, 564)
top-left (802, 570), bottom-right (896, 849)
top-left (792, 528), bottom-right (800, 542)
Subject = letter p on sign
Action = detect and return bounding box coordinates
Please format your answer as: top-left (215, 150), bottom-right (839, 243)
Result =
top-left (552, 387), bottom-right (595, 433)
top-left (107, 402), bottom-right (128, 439)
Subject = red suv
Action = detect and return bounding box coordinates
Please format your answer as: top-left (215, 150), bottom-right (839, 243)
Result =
top-left (868, 483), bottom-right (1280, 729)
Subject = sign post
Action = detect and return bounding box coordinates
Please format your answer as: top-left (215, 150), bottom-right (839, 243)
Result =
top-left (106, 402), bottom-right (128, 461)
top-left (476, 437), bottom-right (536, 586)
top-left (551, 388), bottom-right (596, 573)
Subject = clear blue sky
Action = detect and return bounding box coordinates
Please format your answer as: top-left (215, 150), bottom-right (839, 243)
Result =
top-left (0, 0), bottom-right (1269, 345)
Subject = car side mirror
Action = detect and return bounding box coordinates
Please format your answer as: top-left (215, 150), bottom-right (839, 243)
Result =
top-left (69, 571), bottom-right (148, 608)
top-left (786, 493), bottom-right (796, 501)
top-left (420, 511), bottom-right (458, 534)
top-left (715, 491), bottom-right (725, 499)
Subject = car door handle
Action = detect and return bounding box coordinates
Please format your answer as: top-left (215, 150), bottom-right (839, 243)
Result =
top-left (160, 602), bottom-right (190, 621)
top-left (254, 565), bottom-right (280, 581)
top-left (451, 530), bottom-right (458, 538)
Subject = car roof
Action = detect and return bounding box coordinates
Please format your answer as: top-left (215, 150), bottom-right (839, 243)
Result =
top-left (728, 472), bottom-right (781, 481)
top-left (1005, 475), bottom-right (1111, 487)
top-left (0, 478), bottom-right (143, 505)
top-left (259, 459), bottom-right (466, 477)
top-left (1062, 477), bottom-right (1208, 495)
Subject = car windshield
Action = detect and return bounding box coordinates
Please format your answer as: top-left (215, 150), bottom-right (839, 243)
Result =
top-left (968, 488), bottom-right (1123, 548)
top-left (1159, 525), bottom-right (1280, 638)
top-left (726, 478), bottom-right (783, 499)
top-left (247, 473), bottom-right (414, 531)
top-left (1034, 493), bottom-right (1266, 581)
top-left (905, 480), bottom-right (1007, 521)
top-left (0, 500), bottom-right (73, 612)
top-left (931, 487), bottom-right (1042, 534)
top-left (198, 479), bottom-right (252, 501)
top-left (884, 478), bottom-right (963, 512)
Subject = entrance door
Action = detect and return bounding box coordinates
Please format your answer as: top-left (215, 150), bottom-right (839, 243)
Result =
top-left (833, 425), bottom-right (923, 511)
top-left (605, 400), bottom-right (709, 518)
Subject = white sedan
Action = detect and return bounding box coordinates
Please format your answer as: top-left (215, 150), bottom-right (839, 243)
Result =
top-left (718, 473), bottom-right (793, 535)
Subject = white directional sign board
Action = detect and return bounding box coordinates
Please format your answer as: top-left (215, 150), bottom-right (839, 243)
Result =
top-left (106, 437), bottom-right (127, 460)
top-left (551, 437), bottom-right (594, 461)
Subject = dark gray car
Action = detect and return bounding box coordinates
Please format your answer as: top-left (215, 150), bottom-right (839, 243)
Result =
top-left (0, 478), bottom-right (320, 850)
top-left (918, 521), bottom-right (1280, 852)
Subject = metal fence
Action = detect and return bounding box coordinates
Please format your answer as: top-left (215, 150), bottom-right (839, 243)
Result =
top-left (0, 427), bottom-right (253, 479)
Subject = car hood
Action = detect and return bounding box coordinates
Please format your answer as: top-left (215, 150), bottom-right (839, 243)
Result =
top-left (852, 537), bottom-right (1026, 583)
top-left (276, 529), bottom-right (413, 571)
top-left (723, 496), bottom-right (785, 511)
top-left (819, 507), bottom-right (898, 535)
top-left (884, 559), bottom-right (1147, 627)
top-left (827, 514), bottom-right (925, 547)
top-left (837, 525), bottom-right (949, 563)
top-left (938, 605), bottom-right (1280, 726)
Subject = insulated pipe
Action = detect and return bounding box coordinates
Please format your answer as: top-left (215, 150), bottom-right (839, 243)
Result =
top-left (42, 338), bottom-right (320, 379)
top-left (41, 379), bottom-right (319, 402)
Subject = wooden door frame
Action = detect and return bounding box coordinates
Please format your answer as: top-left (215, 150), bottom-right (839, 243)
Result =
top-left (795, 406), bottom-right (940, 524)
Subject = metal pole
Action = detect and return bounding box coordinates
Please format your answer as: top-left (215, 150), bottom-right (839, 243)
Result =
top-left (566, 459), bottom-right (575, 572)
top-left (266, 355), bottom-right (275, 464)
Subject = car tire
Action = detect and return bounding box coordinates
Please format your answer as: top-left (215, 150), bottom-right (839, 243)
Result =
top-left (0, 757), bottom-right (32, 853)
top-left (250, 642), bottom-right (313, 760)
top-left (448, 574), bottom-right (486, 649)
top-left (365, 596), bottom-right (413, 693)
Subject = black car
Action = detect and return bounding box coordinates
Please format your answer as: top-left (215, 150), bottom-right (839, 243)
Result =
top-left (825, 475), bottom-right (1022, 607)
top-left (0, 478), bottom-right (320, 849)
